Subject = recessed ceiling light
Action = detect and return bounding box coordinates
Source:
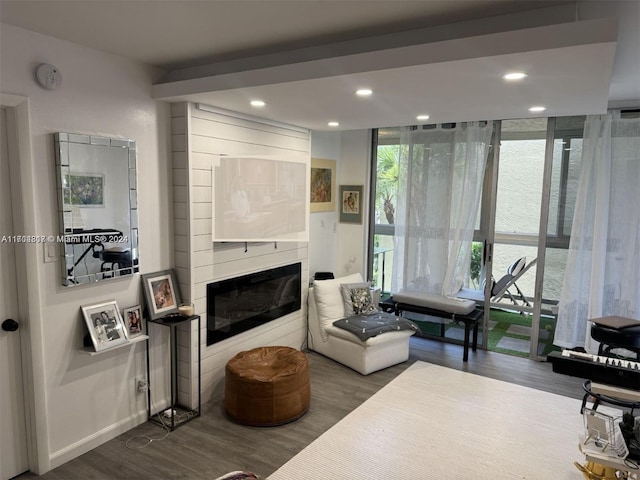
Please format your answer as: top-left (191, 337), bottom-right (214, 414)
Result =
top-left (250, 100), bottom-right (265, 107)
top-left (503, 72), bottom-right (527, 81)
top-left (416, 114), bottom-right (430, 121)
top-left (356, 89), bottom-right (373, 97)
top-left (529, 106), bottom-right (546, 112)
top-left (328, 121), bottom-right (340, 127)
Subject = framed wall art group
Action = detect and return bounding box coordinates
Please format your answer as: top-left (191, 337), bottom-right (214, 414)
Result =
top-left (81, 269), bottom-right (185, 352)
top-left (81, 300), bottom-right (147, 352)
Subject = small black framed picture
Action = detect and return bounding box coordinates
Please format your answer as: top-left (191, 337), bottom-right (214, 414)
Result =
top-left (339, 185), bottom-right (363, 224)
top-left (123, 304), bottom-right (144, 337)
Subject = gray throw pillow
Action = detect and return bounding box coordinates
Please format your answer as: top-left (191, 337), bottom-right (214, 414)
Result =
top-left (340, 282), bottom-right (370, 316)
top-left (349, 287), bottom-right (378, 315)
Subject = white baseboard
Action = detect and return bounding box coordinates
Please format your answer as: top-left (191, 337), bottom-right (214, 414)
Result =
top-left (48, 409), bottom-right (148, 471)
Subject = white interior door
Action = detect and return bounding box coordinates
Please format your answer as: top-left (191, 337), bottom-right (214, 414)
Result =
top-left (0, 106), bottom-right (29, 479)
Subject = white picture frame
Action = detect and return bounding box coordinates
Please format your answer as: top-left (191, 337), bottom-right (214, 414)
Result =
top-left (81, 300), bottom-right (128, 351)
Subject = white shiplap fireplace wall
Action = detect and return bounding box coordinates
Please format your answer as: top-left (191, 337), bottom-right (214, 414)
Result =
top-left (171, 102), bottom-right (310, 407)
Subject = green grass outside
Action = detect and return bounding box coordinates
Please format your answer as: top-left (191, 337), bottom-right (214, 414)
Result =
top-left (411, 308), bottom-right (561, 358)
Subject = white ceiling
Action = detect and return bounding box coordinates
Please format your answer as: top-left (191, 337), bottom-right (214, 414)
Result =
top-left (1, 0), bottom-right (638, 131)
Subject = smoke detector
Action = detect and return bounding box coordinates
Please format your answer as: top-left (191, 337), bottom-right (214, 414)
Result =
top-left (35, 64), bottom-right (62, 90)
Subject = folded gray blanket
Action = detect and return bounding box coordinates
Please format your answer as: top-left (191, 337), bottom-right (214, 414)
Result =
top-left (333, 312), bottom-right (419, 341)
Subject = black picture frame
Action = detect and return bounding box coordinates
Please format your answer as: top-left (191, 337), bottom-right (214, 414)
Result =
top-left (123, 304), bottom-right (144, 337)
top-left (141, 269), bottom-right (182, 320)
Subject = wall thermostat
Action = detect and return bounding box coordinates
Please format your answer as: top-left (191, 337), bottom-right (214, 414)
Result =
top-left (35, 63), bottom-right (62, 90)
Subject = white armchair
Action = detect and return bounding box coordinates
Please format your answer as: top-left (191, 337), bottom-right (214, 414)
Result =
top-left (307, 273), bottom-right (414, 375)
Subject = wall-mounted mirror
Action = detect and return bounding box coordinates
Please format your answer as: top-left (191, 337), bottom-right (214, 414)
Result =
top-left (54, 132), bottom-right (138, 286)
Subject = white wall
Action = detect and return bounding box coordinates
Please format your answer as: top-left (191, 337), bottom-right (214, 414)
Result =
top-left (0, 24), bottom-right (171, 473)
top-left (309, 130), bottom-right (341, 278)
top-left (171, 103), bottom-right (310, 405)
top-left (336, 130), bottom-right (372, 278)
top-left (309, 129), bottom-right (372, 281)
top-left (0, 22), bottom-right (372, 474)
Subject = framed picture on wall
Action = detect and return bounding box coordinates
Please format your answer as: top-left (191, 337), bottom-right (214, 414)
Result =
top-left (339, 185), bottom-right (363, 224)
top-left (65, 173), bottom-right (104, 207)
top-left (310, 158), bottom-right (336, 213)
top-left (81, 300), bottom-right (128, 352)
top-left (211, 154), bottom-right (309, 242)
top-left (141, 269), bottom-right (182, 320)
top-left (123, 304), bottom-right (144, 338)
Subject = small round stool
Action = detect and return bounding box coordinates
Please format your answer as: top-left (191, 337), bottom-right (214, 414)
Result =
top-left (224, 346), bottom-right (310, 426)
top-left (581, 380), bottom-right (640, 414)
top-left (591, 323), bottom-right (640, 359)
top-left (99, 248), bottom-right (132, 275)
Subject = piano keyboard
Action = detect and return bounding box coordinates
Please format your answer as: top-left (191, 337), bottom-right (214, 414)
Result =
top-left (548, 350), bottom-right (640, 390)
top-left (560, 349), bottom-right (640, 370)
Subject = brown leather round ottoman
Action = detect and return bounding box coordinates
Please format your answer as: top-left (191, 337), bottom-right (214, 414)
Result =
top-left (224, 346), bottom-right (310, 426)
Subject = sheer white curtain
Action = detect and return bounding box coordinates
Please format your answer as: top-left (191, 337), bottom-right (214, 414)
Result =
top-left (391, 122), bottom-right (493, 297)
top-left (555, 111), bottom-right (640, 352)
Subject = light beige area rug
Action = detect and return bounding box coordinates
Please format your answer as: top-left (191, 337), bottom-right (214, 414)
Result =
top-left (268, 361), bottom-right (586, 479)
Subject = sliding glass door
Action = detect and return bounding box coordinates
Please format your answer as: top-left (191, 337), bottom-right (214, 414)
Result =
top-left (533, 116), bottom-right (585, 357)
top-left (369, 116), bottom-right (586, 359)
top-left (487, 118), bottom-right (547, 357)
top-left (474, 116), bottom-right (585, 359)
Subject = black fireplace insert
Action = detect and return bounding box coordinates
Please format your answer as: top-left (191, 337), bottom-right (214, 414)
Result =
top-left (206, 263), bottom-right (301, 345)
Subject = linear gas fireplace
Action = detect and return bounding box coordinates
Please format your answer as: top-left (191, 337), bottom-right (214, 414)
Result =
top-left (206, 263), bottom-right (301, 345)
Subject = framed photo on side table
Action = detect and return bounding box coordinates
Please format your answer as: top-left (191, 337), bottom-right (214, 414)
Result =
top-left (123, 304), bottom-right (143, 337)
top-left (141, 269), bottom-right (182, 320)
top-left (339, 185), bottom-right (363, 224)
top-left (81, 300), bottom-right (128, 352)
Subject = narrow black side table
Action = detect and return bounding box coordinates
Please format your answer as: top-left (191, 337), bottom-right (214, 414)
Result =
top-left (146, 314), bottom-right (201, 430)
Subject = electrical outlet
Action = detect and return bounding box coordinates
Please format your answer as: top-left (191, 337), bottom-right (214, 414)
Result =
top-left (136, 377), bottom-right (148, 394)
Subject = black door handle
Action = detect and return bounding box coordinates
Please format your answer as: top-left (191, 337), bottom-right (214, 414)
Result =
top-left (482, 240), bottom-right (486, 265)
top-left (2, 319), bottom-right (19, 332)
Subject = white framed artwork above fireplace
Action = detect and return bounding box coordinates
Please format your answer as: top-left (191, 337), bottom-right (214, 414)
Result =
top-left (211, 154), bottom-right (310, 242)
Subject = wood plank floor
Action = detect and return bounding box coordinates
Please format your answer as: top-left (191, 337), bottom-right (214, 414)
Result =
top-left (18, 338), bottom-right (585, 479)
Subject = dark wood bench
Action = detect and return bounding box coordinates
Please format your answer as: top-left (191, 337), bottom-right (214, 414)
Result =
top-left (380, 297), bottom-right (483, 361)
